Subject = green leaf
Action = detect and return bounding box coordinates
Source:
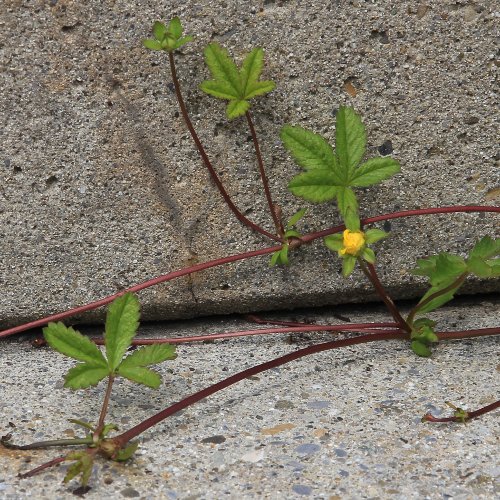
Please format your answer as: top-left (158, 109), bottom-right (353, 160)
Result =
top-left (43, 322), bottom-right (107, 366)
top-left (119, 344), bottom-right (177, 369)
top-left (143, 39), bottom-right (162, 50)
top-left (200, 80), bottom-right (240, 100)
top-left (64, 453), bottom-right (85, 484)
top-left (413, 318), bottom-right (436, 329)
top-left (227, 99), bottom-right (250, 119)
top-left (412, 253), bottom-right (468, 315)
top-left (350, 157), bottom-right (400, 187)
top-left (342, 255), bottom-right (357, 276)
top-left (344, 208), bottom-right (360, 231)
top-left (202, 43), bottom-right (242, 99)
top-left (244, 80), bottom-right (275, 99)
top-left (411, 340), bottom-right (431, 357)
top-left (168, 17), bottom-right (182, 39)
top-left (467, 256), bottom-right (493, 278)
top-left (240, 48), bottom-right (275, 98)
top-left (335, 106), bottom-right (366, 176)
top-left (100, 423), bottom-right (119, 437)
top-left (280, 244), bottom-right (289, 265)
top-left (117, 365), bottom-right (162, 389)
top-left (361, 247), bottom-right (376, 264)
top-left (284, 229), bottom-right (301, 239)
top-left (269, 250), bottom-right (282, 267)
top-left (337, 187), bottom-right (358, 222)
top-left (152, 22), bottom-right (167, 41)
top-left (280, 126), bottom-right (339, 175)
top-left (64, 363), bottom-right (109, 390)
top-left (201, 43), bottom-right (274, 116)
top-left (324, 234), bottom-right (343, 253)
top-left (68, 419), bottom-right (94, 431)
top-left (286, 208), bottom-right (307, 229)
top-left (411, 253), bottom-right (466, 285)
top-left (487, 259), bottom-right (500, 276)
top-left (364, 229), bottom-right (389, 244)
top-left (64, 452), bottom-right (93, 486)
top-left (416, 288), bottom-right (459, 315)
top-left (469, 236), bottom-right (500, 260)
top-left (114, 441), bottom-right (139, 462)
top-left (174, 35), bottom-right (194, 50)
top-left (240, 48), bottom-right (264, 97)
top-left (105, 293), bottom-right (140, 371)
top-left (288, 170), bottom-right (338, 203)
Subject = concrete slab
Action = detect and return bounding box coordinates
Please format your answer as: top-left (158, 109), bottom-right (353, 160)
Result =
top-left (0, 297), bottom-right (498, 498)
top-left (1, 1), bottom-right (499, 324)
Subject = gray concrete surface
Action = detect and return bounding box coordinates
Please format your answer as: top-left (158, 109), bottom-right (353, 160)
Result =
top-left (0, 297), bottom-right (498, 498)
top-left (1, 1), bottom-right (499, 325)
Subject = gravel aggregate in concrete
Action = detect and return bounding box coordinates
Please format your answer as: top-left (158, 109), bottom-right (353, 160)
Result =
top-left (0, 296), bottom-right (498, 498)
top-left (1, 1), bottom-right (499, 324)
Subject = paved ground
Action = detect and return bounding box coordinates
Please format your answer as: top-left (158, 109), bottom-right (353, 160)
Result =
top-left (0, 296), bottom-right (498, 499)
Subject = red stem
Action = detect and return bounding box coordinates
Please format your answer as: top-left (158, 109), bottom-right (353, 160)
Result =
top-left (18, 455), bottom-right (67, 479)
top-left (422, 399), bottom-right (500, 423)
top-left (1, 206), bottom-right (498, 340)
top-left (113, 330), bottom-right (405, 446)
top-left (358, 260), bottom-right (409, 332)
top-left (168, 52), bottom-right (280, 241)
top-left (109, 325), bottom-right (500, 445)
top-left (246, 111), bottom-right (284, 236)
top-left (299, 205), bottom-right (500, 243)
top-left (87, 323), bottom-right (402, 345)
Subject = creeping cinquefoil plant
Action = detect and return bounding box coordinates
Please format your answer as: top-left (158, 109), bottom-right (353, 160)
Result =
top-left (1, 17), bottom-right (498, 489)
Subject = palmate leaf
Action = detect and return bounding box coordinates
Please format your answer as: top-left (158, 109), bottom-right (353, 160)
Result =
top-left (284, 107), bottom-right (400, 225)
top-left (43, 322), bottom-right (107, 367)
top-left (64, 363), bottom-right (109, 390)
top-left (105, 292), bottom-right (140, 371)
top-left (200, 43), bottom-right (275, 119)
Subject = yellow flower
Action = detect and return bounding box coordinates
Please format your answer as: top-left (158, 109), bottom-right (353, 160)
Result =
top-left (340, 229), bottom-right (365, 256)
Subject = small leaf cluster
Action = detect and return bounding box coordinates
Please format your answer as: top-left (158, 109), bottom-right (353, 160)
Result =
top-left (411, 236), bottom-right (500, 315)
top-left (143, 18), bottom-right (193, 52)
top-left (43, 293), bottom-right (177, 390)
top-left (408, 236), bottom-right (499, 356)
top-left (200, 43), bottom-right (275, 119)
top-left (61, 421), bottom-right (138, 485)
top-left (270, 209), bottom-right (307, 266)
top-left (410, 318), bottom-right (439, 357)
top-left (282, 106), bottom-right (400, 231)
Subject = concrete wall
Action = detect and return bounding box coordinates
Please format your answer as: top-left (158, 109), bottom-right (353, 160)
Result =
top-left (1, 0), bottom-right (498, 325)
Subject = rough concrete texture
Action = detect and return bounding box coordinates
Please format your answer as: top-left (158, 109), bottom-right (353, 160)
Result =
top-left (0, 297), bottom-right (498, 498)
top-left (1, 0), bottom-right (499, 324)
